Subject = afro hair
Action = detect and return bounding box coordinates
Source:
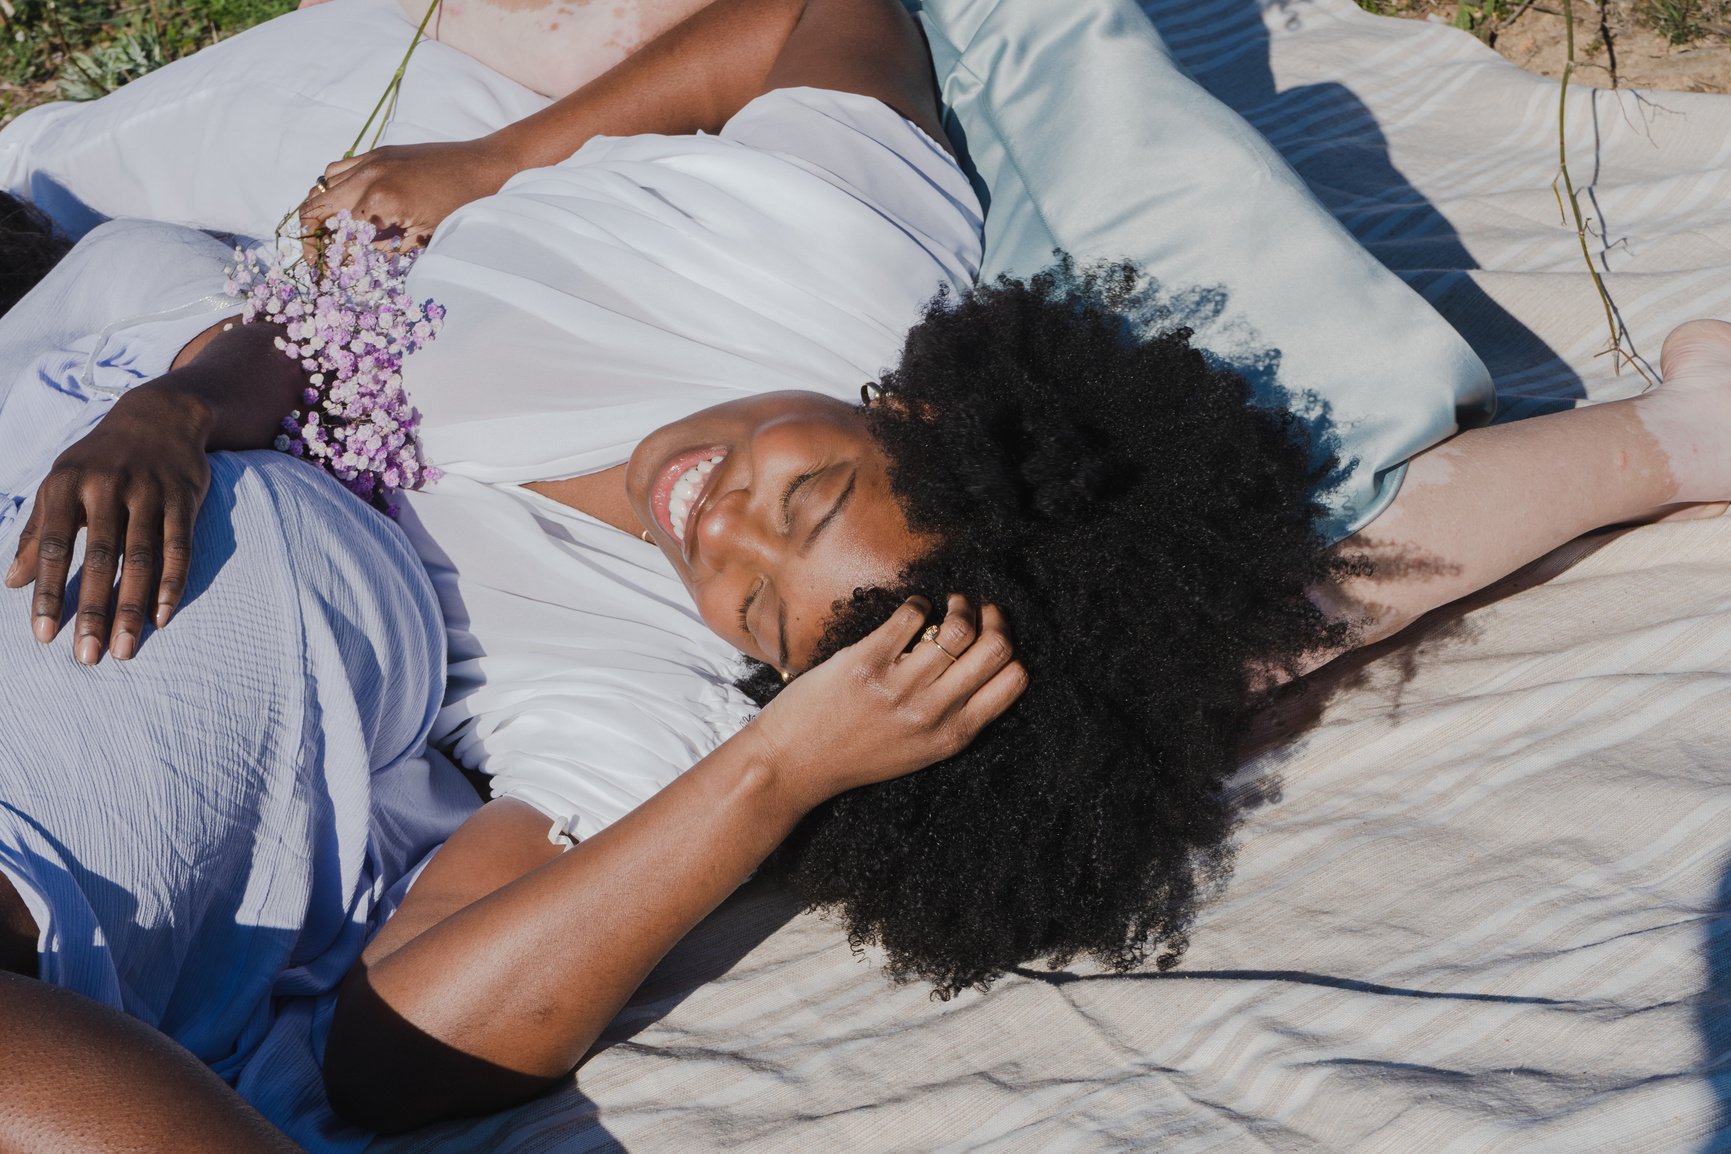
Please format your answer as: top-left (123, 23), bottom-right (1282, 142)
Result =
top-left (738, 259), bottom-right (1356, 996)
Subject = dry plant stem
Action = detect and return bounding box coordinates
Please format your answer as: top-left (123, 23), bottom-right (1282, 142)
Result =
top-left (350, 0), bottom-right (443, 158)
top-left (1596, 0), bottom-right (1618, 86)
top-left (1552, 0), bottom-right (1655, 387)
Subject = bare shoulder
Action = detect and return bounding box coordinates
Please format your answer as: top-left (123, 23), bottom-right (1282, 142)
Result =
top-left (762, 0), bottom-right (951, 153)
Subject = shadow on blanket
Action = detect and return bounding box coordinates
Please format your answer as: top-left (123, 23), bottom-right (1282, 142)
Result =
top-left (1141, 0), bottom-right (1583, 418)
top-left (1705, 869), bottom-right (1731, 1151)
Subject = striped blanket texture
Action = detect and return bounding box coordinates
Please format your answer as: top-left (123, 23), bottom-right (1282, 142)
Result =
top-left (374, 1), bottom-right (1731, 1149)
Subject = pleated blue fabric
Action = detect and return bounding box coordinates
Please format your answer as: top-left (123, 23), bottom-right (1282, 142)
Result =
top-left (0, 219), bottom-right (479, 1152)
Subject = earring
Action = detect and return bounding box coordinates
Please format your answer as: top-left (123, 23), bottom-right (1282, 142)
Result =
top-left (860, 381), bottom-right (884, 407)
top-left (779, 669), bottom-right (792, 686)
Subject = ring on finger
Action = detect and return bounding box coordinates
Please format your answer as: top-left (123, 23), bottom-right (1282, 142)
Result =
top-left (920, 623), bottom-right (960, 662)
top-left (311, 173), bottom-right (329, 194)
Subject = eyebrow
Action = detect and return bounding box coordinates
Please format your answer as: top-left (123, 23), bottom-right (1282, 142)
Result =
top-left (780, 470), bottom-right (857, 668)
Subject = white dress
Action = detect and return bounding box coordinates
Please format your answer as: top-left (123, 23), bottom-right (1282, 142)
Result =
top-left (399, 85), bottom-right (983, 840)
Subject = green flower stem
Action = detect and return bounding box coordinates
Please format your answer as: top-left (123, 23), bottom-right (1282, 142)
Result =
top-left (347, 0), bottom-right (441, 160)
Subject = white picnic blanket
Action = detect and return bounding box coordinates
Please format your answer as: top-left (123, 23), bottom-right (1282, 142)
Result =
top-left (367, 2), bottom-right (1731, 1150)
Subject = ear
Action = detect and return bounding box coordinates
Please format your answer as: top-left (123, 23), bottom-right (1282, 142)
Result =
top-left (860, 382), bottom-right (936, 422)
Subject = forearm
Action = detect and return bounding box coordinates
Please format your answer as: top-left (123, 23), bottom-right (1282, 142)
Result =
top-left (485, 0), bottom-right (808, 172)
top-left (149, 317), bottom-right (306, 451)
top-left (323, 727), bottom-right (816, 1131)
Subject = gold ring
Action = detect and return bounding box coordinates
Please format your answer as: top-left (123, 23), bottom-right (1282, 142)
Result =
top-left (311, 174), bottom-right (329, 194)
top-left (920, 624), bottom-right (959, 661)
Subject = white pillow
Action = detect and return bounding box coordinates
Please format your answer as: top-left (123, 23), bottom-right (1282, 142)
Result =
top-left (913, 0), bottom-right (1496, 536)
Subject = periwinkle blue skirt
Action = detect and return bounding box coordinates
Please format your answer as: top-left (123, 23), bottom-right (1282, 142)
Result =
top-left (0, 220), bottom-right (479, 1151)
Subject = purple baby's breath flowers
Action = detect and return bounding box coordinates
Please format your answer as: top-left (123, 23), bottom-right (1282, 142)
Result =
top-left (229, 211), bottom-right (443, 516)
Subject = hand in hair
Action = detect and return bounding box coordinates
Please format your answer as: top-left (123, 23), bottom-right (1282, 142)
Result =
top-left (752, 594), bottom-right (1028, 810)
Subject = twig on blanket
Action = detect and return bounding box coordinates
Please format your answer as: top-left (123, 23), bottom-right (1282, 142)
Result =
top-left (1552, 0), bottom-right (1655, 387)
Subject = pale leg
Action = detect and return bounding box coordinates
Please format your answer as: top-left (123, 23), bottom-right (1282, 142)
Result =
top-left (1312, 320), bottom-right (1731, 668)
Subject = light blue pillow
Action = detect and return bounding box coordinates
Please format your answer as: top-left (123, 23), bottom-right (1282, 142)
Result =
top-left (910, 0), bottom-right (1495, 538)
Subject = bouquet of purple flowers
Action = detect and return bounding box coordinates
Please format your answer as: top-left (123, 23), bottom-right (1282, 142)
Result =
top-left (226, 210), bottom-right (443, 516)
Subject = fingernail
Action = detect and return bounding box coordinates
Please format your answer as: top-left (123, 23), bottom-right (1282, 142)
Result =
top-left (112, 632), bottom-right (136, 661)
top-left (32, 616), bottom-right (55, 644)
top-left (3, 558), bottom-right (17, 584)
top-left (155, 604), bottom-right (173, 628)
top-left (75, 636), bottom-right (100, 665)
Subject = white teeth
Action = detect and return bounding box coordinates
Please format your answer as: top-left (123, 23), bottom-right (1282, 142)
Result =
top-left (667, 453), bottom-right (725, 544)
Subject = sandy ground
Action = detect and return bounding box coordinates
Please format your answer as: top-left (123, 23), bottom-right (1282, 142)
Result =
top-left (1385, 0), bottom-right (1731, 92)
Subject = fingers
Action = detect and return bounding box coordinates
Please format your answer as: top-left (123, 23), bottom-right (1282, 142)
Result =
top-left (4, 503), bottom-right (40, 590)
top-left (955, 653), bottom-right (1030, 734)
top-left (299, 162), bottom-right (364, 259)
top-left (22, 474), bottom-right (81, 646)
top-left (901, 593), bottom-right (977, 678)
top-left (156, 499), bottom-right (196, 631)
top-left (859, 595), bottom-right (934, 662)
top-left (921, 600), bottom-right (1024, 730)
top-left (11, 469), bottom-right (197, 662)
top-left (109, 509), bottom-right (162, 662)
top-left (71, 501), bottom-right (125, 666)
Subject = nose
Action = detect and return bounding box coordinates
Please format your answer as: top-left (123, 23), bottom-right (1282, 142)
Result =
top-left (691, 484), bottom-right (778, 572)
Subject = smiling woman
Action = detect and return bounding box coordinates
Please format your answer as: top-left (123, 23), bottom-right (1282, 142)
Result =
top-left (626, 391), bottom-right (933, 671)
top-left (11, 0), bottom-right (1731, 1146)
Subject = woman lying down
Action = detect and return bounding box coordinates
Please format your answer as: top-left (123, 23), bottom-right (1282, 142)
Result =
top-left (6, 0), bottom-right (1731, 1149)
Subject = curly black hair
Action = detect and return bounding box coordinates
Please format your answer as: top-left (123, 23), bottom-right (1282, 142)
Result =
top-left (0, 192), bottom-right (73, 319)
top-left (738, 259), bottom-right (1357, 997)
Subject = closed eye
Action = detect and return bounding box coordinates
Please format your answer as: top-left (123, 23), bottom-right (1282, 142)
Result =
top-left (737, 577), bottom-right (763, 635)
top-left (780, 471), bottom-right (820, 529)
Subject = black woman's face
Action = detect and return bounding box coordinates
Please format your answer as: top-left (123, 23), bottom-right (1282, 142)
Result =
top-left (627, 391), bottom-right (932, 672)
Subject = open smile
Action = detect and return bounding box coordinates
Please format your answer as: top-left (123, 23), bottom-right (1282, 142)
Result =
top-left (650, 446), bottom-right (728, 545)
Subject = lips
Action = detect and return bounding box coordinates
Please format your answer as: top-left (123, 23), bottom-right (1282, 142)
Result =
top-left (650, 446), bottom-right (728, 544)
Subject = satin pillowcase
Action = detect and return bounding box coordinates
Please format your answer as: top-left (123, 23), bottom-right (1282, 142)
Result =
top-left (911, 0), bottom-right (1496, 537)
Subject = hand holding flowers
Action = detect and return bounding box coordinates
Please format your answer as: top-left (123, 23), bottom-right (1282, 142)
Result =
top-left (228, 210), bottom-right (444, 516)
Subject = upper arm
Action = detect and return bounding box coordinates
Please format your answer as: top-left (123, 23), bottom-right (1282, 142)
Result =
top-left (361, 797), bottom-right (565, 966)
top-left (761, 0), bottom-right (949, 149)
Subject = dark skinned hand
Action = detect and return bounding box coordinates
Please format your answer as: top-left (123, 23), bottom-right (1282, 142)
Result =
top-left (298, 140), bottom-right (518, 258)
top-left (5, 317), bottom-right (307, 665)
top-left (4, 385), bottom-right (212, 665)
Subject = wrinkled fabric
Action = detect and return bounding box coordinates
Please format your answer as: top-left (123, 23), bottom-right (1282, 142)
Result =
top-left (0, 220), bottom-right (478, 1152)
top-left (397, 86), bottom-right (983, 838)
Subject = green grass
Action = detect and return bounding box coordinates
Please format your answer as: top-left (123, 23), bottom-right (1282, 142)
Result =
top-left (1452, 0), bottom-right (1510, 39)
top-left (1644, 0), bottom-right (1722, 43)
top-left (1, 0), bottom-right (293, 123)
